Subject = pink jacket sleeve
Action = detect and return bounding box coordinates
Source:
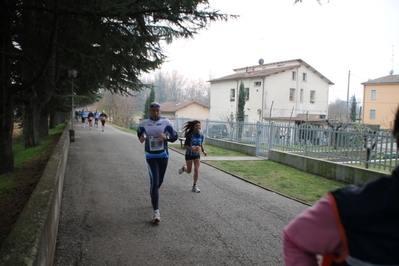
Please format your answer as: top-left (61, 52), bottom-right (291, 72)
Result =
top-left (282, 196), bottom-right (346, 266)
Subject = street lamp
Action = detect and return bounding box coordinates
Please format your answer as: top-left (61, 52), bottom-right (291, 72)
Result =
top-left (68, 69), bottom-right (77, 142)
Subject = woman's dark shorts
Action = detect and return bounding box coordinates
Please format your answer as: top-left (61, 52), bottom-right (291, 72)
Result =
top-left (185, 154), bottom-right (200, 160)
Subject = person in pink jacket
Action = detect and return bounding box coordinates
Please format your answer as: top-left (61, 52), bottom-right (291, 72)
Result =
top-left (283, 105), bottom-right (399, 266)
top-left (283, 196), bottom-right (346, 265)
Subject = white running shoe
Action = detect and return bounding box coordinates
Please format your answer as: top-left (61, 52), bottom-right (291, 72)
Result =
top-left (178, 165), bottom-right (185, 174)
top-left (153, 210), bottom-right (161, 223)
top-left (192, 185), bottom-right (200, 193)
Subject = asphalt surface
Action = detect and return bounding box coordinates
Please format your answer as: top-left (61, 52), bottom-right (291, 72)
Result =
top-left (53, 123), bottom-right (309, 266)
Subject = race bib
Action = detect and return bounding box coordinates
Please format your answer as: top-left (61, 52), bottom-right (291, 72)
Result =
top-left (89, 117), bottom-right (93, 121)
top-left (149, 137), bottom-right (164, 151)
top-left (192, 147), bottom-right (200, 155)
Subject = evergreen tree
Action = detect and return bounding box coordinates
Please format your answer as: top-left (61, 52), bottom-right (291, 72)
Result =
top-left (0, 1), bottom-right (234, 174)
top-left (237, 81), bottom-right (246, 138)
top-left (350, 95), bottom-right (357, 122)
top-left (143, 88), bottom-right (155, 119)
top-left (237, 81), bottom-right (246, 122)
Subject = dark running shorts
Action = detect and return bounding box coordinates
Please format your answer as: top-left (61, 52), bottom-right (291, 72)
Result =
top-left (185, 154), bottom-right (200, 161)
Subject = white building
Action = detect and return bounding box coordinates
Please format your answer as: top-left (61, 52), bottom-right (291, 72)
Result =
top-left (209, 59), bottom-right (334, 124)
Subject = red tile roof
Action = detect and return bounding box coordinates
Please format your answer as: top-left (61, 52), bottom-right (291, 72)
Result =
top-left (210, 58), bottom-right (334, 85)
top-left (210, 65), bottom-right (300, 82)
top-left (160, 101), bottom-right (209, 112)
top-left (361, 74), bottom-right (399, 85)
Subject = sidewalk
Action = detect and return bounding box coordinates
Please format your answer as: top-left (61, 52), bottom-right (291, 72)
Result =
top-left (168, 146), bottom-right (267, 161)
top-left (201, 156), bottom-right (266, 161)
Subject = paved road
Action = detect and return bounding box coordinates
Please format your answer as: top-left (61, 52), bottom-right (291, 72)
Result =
top-left (54, 124), bottom-right (308, 266)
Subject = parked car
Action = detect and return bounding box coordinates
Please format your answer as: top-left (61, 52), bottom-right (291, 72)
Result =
top-left (206, 124), bottom-right (229, 138)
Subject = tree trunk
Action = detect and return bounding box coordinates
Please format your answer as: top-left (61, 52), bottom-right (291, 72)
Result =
top-left (39, 111), bottom-right (49, 137)
top-left (365, 148), bottom-right (371, 169)
top-left (22, 94), bottom-right (41, 148)
top-left (49, 112), bottom-right (56, 129)
top-left (0, 2), bottom-right (15, 174)
top-left (0, 90), bottom-right (15, 174)
top-left (58, 112), bottom-right (67, 124)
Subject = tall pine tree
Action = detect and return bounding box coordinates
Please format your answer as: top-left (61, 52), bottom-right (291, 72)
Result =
top-left (0, 0), bottom-right (234, 174)
top-left (350, 95), bottom-right (357, 122)
top-left (237, 81), bottom-right (246, 138)
top-left (143, 87), bottom-right (155, 119)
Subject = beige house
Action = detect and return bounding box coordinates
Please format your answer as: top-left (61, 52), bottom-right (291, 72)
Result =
top-left (361, 74), bottom-right (399, 129)
top-left (209, 59), bottom-right (334, 124)
top-left (160, 101), bottom-right (210, 120)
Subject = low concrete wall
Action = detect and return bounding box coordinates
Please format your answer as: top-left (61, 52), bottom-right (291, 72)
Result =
top-left (205, 137), bottom-right (256, 156)
top-left (205, 137), bottom-right (388, 185)
top-left (0, 126), bottom-right (70, 266)
top-left (268, 150), bottom-right (387, 185)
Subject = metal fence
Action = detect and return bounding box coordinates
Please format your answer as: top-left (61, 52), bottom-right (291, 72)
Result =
top-left (174, 117), bottom-right (399, 172)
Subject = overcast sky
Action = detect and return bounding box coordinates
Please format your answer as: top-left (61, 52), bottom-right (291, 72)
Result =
top-left (158, 0), bottom-right (399, 105)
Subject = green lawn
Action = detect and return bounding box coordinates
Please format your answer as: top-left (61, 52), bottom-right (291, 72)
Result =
top-left (1, 122), bottom-right (67, 198)
top-left (207, 160), bottom-right (346, 205)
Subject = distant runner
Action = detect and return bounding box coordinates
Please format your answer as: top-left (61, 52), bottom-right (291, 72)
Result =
top-left (100, 110), bottom-right (107, 132)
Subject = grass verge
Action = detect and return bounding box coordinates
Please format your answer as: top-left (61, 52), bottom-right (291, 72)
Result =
top-left (207, 160), bottom-right (346, 205)
top-left (0, 122), bottom-right (67, 246)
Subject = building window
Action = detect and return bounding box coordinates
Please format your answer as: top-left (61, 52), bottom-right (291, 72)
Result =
top-left (300, 89), bottom-right (303, 103)
top-left (310, 90), bottom-right (315, 103)
top-left (254, 81), bottom-right (261, 87)
top-left (370, 109), bottom-right (376, 119)
top-left (292, 71), bottom-right (296, 80)
top-left (303, 73), bottom-right (307, 82)
top-left (245, 88), bottom-right (250, 101)
top-left (230, 88), bottom-right (235, 101)
top-left (371, 90), bottom-right (377, 100)
top-left (289, 88), bottom-right (295, 102)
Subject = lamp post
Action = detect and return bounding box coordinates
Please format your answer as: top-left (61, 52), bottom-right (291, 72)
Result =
top-left (68, 69), bottom-right (77, 142)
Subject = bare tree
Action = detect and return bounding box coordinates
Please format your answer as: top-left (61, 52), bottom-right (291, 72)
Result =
top-left (218, 112), bottom-right (236, 140)
top-left (350, 123), bottom-right (380, 169)
top-left (169, 70), bottom-right (187, 101)
top-left (96, 91), bottom-right (140, 127)
top-left (144, 70), bottom-right (210, 104)
top-left (326, 119), bottom-right (348, 149)
top-left (183, 78), bottom-right (210, 105)
top-left (328, 99), bottom-right (348, 121)
top-left (380, 108), bottom-right (398, 129)
top-left (144, 70), bottom-right (185, 103)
